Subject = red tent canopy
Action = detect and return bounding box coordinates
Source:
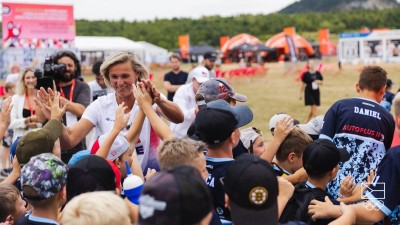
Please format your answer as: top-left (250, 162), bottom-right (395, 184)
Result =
top-left (265, 32), bottom-right (315, 56)
top-left (221, 33), bottom-right (262, 58)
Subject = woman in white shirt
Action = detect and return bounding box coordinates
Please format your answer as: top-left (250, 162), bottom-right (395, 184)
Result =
top-left (38, 51), bottom-right (183, 170)
top-left (9, 67), bottom-right (41, 142)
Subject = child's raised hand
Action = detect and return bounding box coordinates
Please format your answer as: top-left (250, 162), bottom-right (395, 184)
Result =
top-left (113, 102), bottom-right (130, 132)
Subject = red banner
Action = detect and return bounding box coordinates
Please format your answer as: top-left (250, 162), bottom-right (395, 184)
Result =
top-left (2, 2), bottom-right (75, 48)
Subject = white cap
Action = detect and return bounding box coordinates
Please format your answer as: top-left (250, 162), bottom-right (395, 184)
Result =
top-left (240, 127), bottom-right (262, 149)
top-left (298, 115), bottom-right (324, 135)
top-left (97, 132), bottom-right (130, 161)
top-left (190, 66), bottom-right (210, 83)
top-left (123, 174), bottom-right (144, 190)
top-left (268, 113), bottom-right (291, 132)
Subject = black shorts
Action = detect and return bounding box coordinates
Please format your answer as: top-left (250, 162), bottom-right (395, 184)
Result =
top-left (305, 90), bottom-right (320, 106)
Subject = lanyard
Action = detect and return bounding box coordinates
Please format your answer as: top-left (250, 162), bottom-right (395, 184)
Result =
top-left (59, 79), bottom-right (75, 102)
top-left (25, 92), bottom-right (35, 115)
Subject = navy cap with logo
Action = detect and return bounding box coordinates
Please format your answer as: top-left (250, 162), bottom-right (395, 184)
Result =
top-left (303, 139), bottom-right (350, 175)
top-left (196, 78), bottom-right (247, 106)
top-left (204, 52), bottom-right (217, 61)
top-left (222, 154), bottom-right (278, 225)
top-left (138, 165), bottom-right (212, 225)
top-left (195, 99), bottom-right (253, 145)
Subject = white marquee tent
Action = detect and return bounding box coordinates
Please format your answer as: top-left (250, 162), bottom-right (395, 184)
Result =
top-left (137, 41), bottom-right (169, 64)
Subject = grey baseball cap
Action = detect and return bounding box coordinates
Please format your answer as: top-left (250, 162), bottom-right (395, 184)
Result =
top-left (195, 78), bottom-right (247, 106)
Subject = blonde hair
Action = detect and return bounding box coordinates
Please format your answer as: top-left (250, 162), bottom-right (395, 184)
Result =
top-left (100, 51), bottom-right (148, 88)
top-left (17, 67), bottom-right (35, 95)
top-left (61, 191), bottom-right (130, 225)
top-left (158, 137), bottom-right (205, 170)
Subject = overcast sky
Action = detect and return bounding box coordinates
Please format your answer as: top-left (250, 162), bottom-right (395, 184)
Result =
top-left (1, 0), bottom-right (298, 21)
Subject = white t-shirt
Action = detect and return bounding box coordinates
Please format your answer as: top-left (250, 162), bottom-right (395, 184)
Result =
top-left (82, 92), bottom-right (160, 170)
top-left (170, 83), bottom-right (196, 138)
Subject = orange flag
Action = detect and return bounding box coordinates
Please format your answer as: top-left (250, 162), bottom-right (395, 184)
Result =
top-left (178, 35), bottom-right (190, 60)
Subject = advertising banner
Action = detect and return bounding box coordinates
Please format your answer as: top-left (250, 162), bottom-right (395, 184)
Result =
top-left (2, 2), bottom-right (75, 48)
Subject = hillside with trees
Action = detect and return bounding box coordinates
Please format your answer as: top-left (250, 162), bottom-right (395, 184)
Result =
top-left (75, 8), bottom-right (398, 50)
top-left (280, 0), bottom-right (399, 13)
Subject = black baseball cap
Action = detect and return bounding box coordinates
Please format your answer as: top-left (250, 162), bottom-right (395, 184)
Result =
top-left (66, 155), bottom-right (118, 202)
top-left (204, 52), bottom-right (217, 61)
top-left (196, 78), bottom-right (247, 106)
top-left (223, 154), bottom-right (278, 225)
top-left (195, 99), bottom-right (253, 145)
top-left (303, 139), bottom-right (350, 175)
top-left (138, 166), bottom-right (212, 225)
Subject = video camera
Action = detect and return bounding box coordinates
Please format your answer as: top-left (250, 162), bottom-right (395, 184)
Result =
top-left (34, 56), bottom-right (67, 90)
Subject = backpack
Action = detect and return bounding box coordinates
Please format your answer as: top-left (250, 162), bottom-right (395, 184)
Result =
top-left (279, 182), bottom-right (334, 225)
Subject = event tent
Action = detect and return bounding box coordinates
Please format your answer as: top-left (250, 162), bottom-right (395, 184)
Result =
top-left (189, 44), bottom-right (217, 56)
top-left (265, 32), bottom-right (315, 57)
top-left (221, 33), bottom-right (262, 58)
top-left (137, 41), bottom-right (169, 64)
top-left (75, 36), bottom-right (145, 53)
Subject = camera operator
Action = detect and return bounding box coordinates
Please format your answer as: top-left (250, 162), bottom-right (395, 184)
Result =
top-left (53, 51), bottom-right (91, 163)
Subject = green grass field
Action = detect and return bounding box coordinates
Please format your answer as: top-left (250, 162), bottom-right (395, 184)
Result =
top-left (145, 60), bottom-right (400, 141)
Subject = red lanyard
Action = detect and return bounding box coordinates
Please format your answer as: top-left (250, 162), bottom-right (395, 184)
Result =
top-left (25, 92), bottom-right (35, 116)
top-left (59, 79), bottom-right (75, 102)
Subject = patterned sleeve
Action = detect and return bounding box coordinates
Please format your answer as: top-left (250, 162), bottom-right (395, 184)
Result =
top-left (365, 147), bottom-right (400, 216)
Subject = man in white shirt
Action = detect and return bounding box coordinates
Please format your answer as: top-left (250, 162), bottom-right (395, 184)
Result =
top-left (170, 66), bottom-right (210, 138)
top-left (87, 61), bottom-right (113, 102)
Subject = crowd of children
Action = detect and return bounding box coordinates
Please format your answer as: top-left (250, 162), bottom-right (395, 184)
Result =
top-left (0, 51), bottom-right (399, 225)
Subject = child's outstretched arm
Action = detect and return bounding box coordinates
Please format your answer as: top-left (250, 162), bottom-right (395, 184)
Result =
top-left (96, 103), bottom-right (130, 159)
top-left (133, 82), bottom-right (174, 140)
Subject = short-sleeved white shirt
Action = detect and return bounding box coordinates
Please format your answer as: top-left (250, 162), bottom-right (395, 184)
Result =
top-left (82, 92), bottom-right (160, 170)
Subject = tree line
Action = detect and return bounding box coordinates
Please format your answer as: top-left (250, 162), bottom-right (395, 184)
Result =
top-left (3, 8), bottom-right (399, 51)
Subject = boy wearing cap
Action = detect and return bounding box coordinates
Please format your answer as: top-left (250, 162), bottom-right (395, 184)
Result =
top-left (17, 153), bottom-right (68, 225)
top-left (170, 66), bottom-right (211, 138)
top-left (195, 99), bottom-right (253, 224)
top-left (240, 127), bottom-right (265, 156)
top-left (138, 166), bottom-right (213, 225)
top-left (195, 78), bottom-right (247, 108)
top-left (194, 78), bottom-right (249, 158)
top-left (279, 139), bottom-right (350, 224)
top-left (319, 66), bottom-right (395, 198)
top-left (223, 154), bottom-right (306, 225)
